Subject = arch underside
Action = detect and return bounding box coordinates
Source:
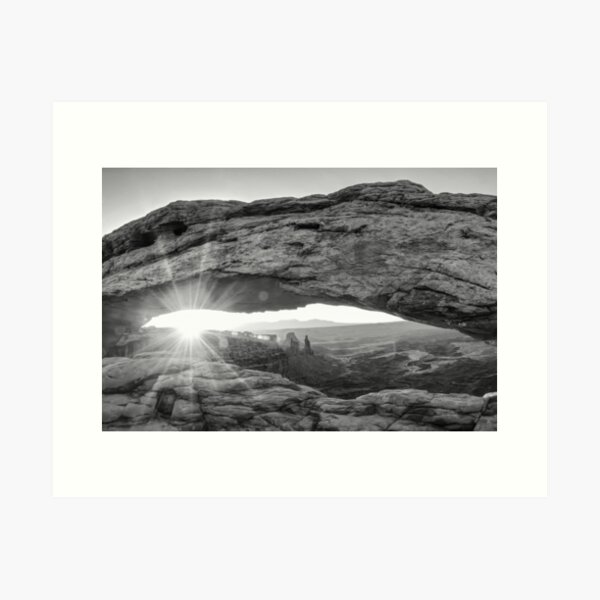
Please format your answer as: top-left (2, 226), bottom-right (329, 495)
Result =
top-left (102, 181), bottom-right (497, 352)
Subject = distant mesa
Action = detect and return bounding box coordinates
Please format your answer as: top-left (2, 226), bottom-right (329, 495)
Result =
top-left (239, 319), bottom-right (352, 331)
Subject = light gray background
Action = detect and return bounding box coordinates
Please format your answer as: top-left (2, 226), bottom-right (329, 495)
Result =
top-left (4, 2), bottom-right (589, 600)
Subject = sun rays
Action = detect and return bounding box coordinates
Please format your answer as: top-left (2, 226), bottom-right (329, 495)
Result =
top-left (130, 234), bottom-right (401, 400)
top-left (126, 237), bottom-right (259, 392)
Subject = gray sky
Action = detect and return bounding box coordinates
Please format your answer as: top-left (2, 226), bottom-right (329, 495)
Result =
top-left (102, 168), bottom-right (496, 234)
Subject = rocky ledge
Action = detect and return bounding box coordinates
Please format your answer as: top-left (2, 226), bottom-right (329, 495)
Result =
top-left (102, 180), bottom-right (497, 351)
top-left (102, 356), bottom-right (497, 431)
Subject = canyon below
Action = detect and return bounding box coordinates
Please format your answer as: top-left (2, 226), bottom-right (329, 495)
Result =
top-left (103, 321), bottom-right (497, 431)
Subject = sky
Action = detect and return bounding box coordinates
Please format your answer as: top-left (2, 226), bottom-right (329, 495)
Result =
top-left (104, 168), bottom-right (496, 329)
top-left (149, 304), bottom-right (401, 333)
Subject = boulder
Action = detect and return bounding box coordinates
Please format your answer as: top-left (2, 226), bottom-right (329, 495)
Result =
top-left (102, 358), bottom-right (497, 431)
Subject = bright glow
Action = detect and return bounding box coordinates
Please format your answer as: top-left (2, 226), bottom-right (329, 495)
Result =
top-left (146, 303), bottom-right (402, 333)
top-left (168, 309), bottom-right (248, 337)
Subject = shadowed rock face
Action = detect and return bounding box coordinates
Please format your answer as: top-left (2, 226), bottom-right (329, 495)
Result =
top-left (102, 181), bottom-right (496, 351)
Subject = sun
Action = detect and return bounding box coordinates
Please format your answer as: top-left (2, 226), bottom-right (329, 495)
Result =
top-left (165, 309), bottom-right (242, 339)
top-left (177, 323), bottom-right (203, 339)
top-left (174, 313), bottom-right (208, 339)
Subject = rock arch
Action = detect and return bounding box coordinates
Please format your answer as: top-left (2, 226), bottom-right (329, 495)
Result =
top-left (102, 181), bottom-right (496, 354)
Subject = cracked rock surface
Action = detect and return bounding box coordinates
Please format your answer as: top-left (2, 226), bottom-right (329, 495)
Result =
top-left (102, 357), bottom-right (497, 431)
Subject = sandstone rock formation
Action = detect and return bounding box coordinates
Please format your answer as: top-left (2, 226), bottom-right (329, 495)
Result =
top-left (102, 180), bottom-right (497, 352)
top-left (474, 392), bottom-right (498, 431)
top-left (102, 356), bottom-right (497, 431)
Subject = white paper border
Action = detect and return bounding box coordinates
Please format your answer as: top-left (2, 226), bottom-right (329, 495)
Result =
top-left (53, 102), bottom-right (547, 497)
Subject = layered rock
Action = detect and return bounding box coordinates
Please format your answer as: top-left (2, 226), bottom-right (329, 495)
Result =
top-left (102, 180), bottom-right (497, 352)
top-left (474, 392), bottom-right (498, 431)
top-left (102, 356), bottom-right (496, 431)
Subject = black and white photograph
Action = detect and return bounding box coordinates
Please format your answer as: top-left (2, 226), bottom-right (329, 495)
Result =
top-left (102, 168), bottom-right (497, 431)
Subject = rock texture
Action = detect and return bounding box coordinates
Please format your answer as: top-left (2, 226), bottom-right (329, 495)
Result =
top-left (474, 392), bottom-right (498, 431)
top-left (102, 356), bottom-right (497, 431)
top-left (102, 181), bottom-right (497, 352)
